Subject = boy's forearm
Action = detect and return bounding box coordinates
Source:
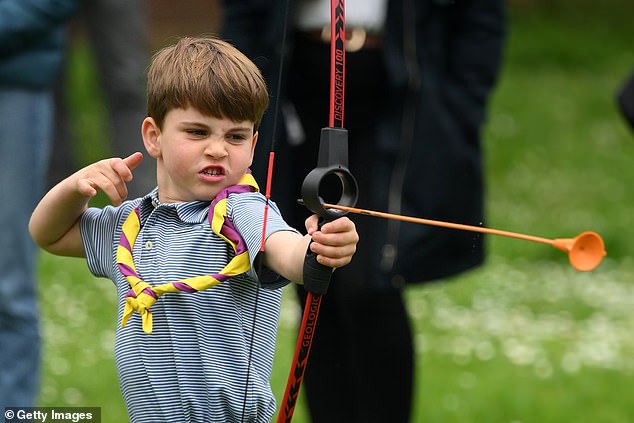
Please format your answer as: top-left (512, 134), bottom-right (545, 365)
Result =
top-left (263, 232), bottom-right (312, 284)
top-left (263, 216), bottom-right (358, 283)
top-left (29, 177), bottom-right (90, 257)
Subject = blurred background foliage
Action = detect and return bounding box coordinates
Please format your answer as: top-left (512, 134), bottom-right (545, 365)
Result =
top-left (37, 1), bottom-right (634, 422)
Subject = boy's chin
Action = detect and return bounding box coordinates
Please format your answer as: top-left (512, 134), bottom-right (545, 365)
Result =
top-left (156, 188), bottom-right (216, 203)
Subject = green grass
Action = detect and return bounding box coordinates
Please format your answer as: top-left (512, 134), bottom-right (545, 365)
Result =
top-left (409, 257), bottom-right (634, 422)
top-left (36, 3), bottom-right (634, 422)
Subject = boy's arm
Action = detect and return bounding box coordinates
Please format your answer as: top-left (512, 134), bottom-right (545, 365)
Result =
top-left (29, 152), bottom-right (143, 257)
top-left (262, 215), bottom-right (358, 283)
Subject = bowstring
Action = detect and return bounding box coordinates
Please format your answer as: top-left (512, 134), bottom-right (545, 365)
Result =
top-left (240, 0), bottom-right (291, 420)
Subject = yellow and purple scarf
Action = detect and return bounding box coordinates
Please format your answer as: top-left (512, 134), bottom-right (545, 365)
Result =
top-left (116, 173), bottom-right (259, 333)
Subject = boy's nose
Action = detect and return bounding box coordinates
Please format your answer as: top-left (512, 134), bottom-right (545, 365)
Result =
top-left (205, 138), bottom-right (228, 158)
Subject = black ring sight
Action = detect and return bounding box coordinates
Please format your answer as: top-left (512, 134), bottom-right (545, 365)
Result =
top-left (301, 127), bottom-right (358, 220)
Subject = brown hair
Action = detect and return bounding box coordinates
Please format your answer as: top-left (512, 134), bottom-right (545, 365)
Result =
top-left (147, 36), bottom-right (269, 130)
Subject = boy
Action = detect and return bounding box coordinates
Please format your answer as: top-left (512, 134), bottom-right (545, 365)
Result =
top-left (29, 37), bottom-right (358, 422)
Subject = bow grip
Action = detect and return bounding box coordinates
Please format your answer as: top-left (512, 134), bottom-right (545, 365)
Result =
top-left (303, 227), bottom-right (332, 295)
top-left (300, 127), bottom-right (358, 295)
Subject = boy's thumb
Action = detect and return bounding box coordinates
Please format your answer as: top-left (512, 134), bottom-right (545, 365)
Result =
top-left (124, 152), bottom-right (144, 170)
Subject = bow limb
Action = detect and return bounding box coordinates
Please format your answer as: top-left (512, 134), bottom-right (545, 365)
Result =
top-left (276, 291), bottom-right (323, 422)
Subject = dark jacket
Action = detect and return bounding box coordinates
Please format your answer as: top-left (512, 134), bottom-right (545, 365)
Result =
top-left (0, 0), bottom-right (79, 88)
top-left (222, 0), bottom-right (506, 287)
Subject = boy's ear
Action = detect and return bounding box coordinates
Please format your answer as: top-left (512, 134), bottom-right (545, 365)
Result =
top-left (142, 117), bottom-right (161, 158)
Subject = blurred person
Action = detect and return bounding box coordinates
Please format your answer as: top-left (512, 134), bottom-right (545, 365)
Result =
top-left (0, 0), bottom-right (79, 408)
top-left (48, 0), bottom-right (152, 198)
top-left (617, 70), bottom-right (634, 133)
top-left (222, 0), bottom-right (506, 421)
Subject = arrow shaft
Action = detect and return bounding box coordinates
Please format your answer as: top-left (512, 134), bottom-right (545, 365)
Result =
top-left (322, 203), bottom-right (555, 246)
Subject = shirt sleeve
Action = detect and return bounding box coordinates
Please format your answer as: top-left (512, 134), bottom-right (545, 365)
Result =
top-left (228, 192), bottom-right (300, 288)
top-left (80, 204), bottom-right (131, 282)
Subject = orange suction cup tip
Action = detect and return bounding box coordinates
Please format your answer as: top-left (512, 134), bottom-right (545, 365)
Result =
top-left (552, 231), bottom-right (606, 272)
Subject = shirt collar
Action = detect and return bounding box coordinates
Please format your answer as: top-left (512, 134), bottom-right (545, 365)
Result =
top-left (137, 188), bottom-right (211, 225)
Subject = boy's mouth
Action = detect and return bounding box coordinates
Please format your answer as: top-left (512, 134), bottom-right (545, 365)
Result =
top-left (200, 166), bottom-right (224, 176)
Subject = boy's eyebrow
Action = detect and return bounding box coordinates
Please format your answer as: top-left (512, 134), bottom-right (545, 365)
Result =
top-left (227, 125), bottom-right (253, 132)
top-left (180, 121), bottom-right (252, 132)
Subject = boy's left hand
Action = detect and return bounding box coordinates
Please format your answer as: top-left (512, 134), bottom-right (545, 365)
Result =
top-left (305, 215), bottom-right (359, 268)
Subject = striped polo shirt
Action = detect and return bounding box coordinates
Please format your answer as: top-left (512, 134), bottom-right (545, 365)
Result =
top-left (80, 188), bottom-right (298, 423)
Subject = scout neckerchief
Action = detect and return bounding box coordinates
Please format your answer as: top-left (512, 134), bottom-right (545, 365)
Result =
top-left (116, 173), bottom-right (259, 334)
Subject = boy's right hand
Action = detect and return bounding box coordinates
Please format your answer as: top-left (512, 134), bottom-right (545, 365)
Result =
top-left (29, 152), bottom-right (144, 257)
top-left (75, 152), bottom-right (143, 205)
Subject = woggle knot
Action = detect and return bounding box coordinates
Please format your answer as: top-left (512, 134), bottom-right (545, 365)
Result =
top-left (121, 285), bottom-right (159, 333)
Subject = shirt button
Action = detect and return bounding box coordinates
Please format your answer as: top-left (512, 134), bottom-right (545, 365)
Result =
top-left (144, 241), bottom-right (154, 250)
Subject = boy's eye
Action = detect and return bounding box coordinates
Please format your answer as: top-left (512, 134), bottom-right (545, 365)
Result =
top-left (186, 128), bottom-right (207, 137)
top-left (227, 133), bottom-right (248, 142)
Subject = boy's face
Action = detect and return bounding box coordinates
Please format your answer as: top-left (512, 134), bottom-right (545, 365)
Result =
top-left (143, 107), bottom-right (258, 202)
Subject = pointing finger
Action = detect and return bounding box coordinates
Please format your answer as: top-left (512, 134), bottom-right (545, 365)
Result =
top-left (123, 152), bottom-right (144, 171)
